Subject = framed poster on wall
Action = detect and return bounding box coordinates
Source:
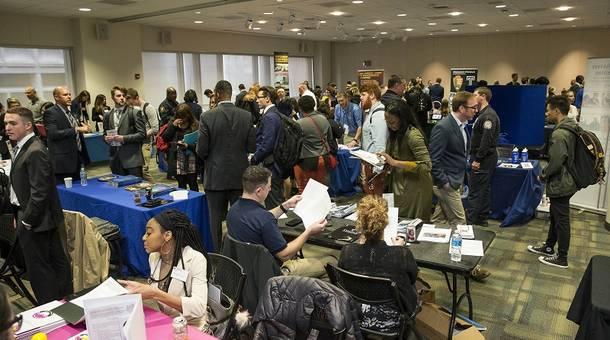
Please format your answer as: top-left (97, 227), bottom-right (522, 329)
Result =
top-left (358, 69), bottom-right (384, 87)
top-left (450, 68), bottom-right (478, 92)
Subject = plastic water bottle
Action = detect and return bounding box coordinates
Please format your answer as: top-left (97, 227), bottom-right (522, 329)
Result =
top-left (521, 147), bottom-right (529, 162)
top-left (511, 147), bottom-right (520, 164)
top-left (450, 230), bottom-right (462, 262)
top-left (172, 315), bottom-right (188, 340)
top-left (80, 166), bottom-right (87, 186)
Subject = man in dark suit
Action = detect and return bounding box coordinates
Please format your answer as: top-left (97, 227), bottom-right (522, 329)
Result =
top-left (197, 80), bottom-right (256, 250)
top-left (5, 107), bottom-right (72, 304)
top-left (44, 86), bottom-right (90, 184)
top-left (506, 73), bottom-right (520, 86)
top-left (429, 78), bottom-right (445, 104)
top-left (234, 83), bottom-right (247, 108)
top-left (103, 86), bottom-right (147, 177)
top-left (380, 75), bottom-right (405, 107)
top-left (158, 87), bottom-right (178, 126)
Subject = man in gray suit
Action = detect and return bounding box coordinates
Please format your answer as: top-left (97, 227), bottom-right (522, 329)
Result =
top-left (103, 86), bottom-right (147, 177)
top-left (197, 80), bottom-right (256, 251)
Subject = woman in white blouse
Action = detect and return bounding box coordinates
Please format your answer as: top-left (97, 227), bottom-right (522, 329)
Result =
top-left (119, 209), bottom-right (209, 330)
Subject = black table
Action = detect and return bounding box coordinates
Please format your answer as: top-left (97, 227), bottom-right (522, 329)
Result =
top-left (279, 215), bottom-right (495, 340)
top-left (567, 255), bottom-right (610, 340)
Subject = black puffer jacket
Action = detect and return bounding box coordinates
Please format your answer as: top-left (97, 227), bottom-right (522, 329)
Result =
top-left (253, 276), bottom-right (363, 340)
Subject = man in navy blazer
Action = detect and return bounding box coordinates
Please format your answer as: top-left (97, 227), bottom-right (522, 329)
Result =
top-left (429, 91), bottom-right (476, 225)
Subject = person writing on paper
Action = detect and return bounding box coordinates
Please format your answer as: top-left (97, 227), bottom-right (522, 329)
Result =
top-left (162, 104), bottom-right (199, 191)
top-left (119, 210), bottom-right (209, 330)
top-left (378, 100), bottom-right (433, 221)
top-left (338, 195), bottom-right (419, 333)
top-left (226, 165), bottom-right (337, 277)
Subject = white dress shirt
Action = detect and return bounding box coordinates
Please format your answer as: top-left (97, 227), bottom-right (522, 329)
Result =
top-left (10, 132), bottom-right (36, 206)
top-left (451, 112), bottom-right (468, 154)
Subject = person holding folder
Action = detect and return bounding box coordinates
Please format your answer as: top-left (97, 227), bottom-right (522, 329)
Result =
top-left (119, 210), bottom-right (209, 331)
top-left (162, 104), bottom-right (199, 191)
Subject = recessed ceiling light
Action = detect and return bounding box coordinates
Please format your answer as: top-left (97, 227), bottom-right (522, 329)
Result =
top-left (495, 5), bottom-right (507, 8)
top-left (571, 25), bottom-right (576, 27)
top-left (526, 24), bottom-right (533, 27)
top-left (562, 17), bottom-right (578, 21)
top-left (404, 28), bottom-right (414, 31)
top-left (449, 11), bottom-right (463, 16)
top-left (555, 6), bottom-right (573, 11)
top-left (253, 27), bottom-right (261, 30)
top-left (372, 20), bottom-right (386, 25)
top-left (496, 29), bottom-right (500, 32)
top-left (263, 12), bottom-right (273, 15)
top-left (194, 20), bottom-right (203, 24)
top-left (380, 31), bottom-right (388, 35)
top-left (195, 11), bottom-right (201, 14)
top-left (78, 8), bottom-right (92, 12)
top-left (509, 13), bottom-right (519, 17)
top-left (277, 0), bottom-right (283, 2)
top-left (397, 13), bottom-right (407, 17)
top-left (451, 28), bottom-right (459, 32)
top-left (256, 20), bottom-right (267, 24)
top-left (290, 28), bottom-right (301, 32)
top-left (428, 22), bottom-right (437, 26)
top-left (319, 20), bottom-right (327, 24)
top-left (429, 33), bottom-right (434, 36)
top-left (356, 27), bottom-right (365, 31)
top-left (352, 0), bottom-right (364, 3)
top-left (478, 23), bottom-right (488, 27)
top-left (297, 31), bottom-right (303, 35)
top-left (330, 11), bottom-right (345, 16)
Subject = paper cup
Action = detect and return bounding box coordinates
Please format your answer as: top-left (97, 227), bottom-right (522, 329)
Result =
top-left (64, 177), bottom-right (73, 188)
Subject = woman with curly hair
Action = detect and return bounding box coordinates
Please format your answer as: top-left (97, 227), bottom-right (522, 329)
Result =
top-left (238, 84), bottom-right (261, 125)
top-left (338, 195), bottom-right (419, 334)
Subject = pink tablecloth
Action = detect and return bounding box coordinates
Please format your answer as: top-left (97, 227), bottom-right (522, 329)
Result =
top-left (47, 307), bottom-right (216, 339)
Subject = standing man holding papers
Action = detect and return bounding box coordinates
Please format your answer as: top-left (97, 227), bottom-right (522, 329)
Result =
top-left (6, 107), bottom-right (72, 304)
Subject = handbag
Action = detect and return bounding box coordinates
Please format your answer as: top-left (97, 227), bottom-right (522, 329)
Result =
top-left (205, 289), bottom-right (235, 337)
top-left (308, 116), bottom-right (338, 169)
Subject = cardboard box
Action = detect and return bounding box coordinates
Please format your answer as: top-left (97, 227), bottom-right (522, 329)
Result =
top-left (415, 302), bottom-right (485, 340)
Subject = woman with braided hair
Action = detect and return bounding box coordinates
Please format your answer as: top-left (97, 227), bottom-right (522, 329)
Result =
top-left (119, 209), bottom-right (210, 330)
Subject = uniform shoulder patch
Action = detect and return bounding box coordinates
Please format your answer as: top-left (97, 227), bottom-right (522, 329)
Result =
top-left (483, 120), bottom-right (493, 129)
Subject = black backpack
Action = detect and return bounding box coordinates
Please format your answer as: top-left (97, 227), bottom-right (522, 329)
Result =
top-left (559, 124), bottom-right (606, 189)
top-left (273, 113), bottom-right (304, 178)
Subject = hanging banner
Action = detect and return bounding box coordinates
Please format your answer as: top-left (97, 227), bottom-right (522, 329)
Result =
top-left (571, 57), bottom-right (610, 211)
top-left (450, 68), bottom-right (478, 92)
top-left (357, 69), bottom-right (384, 87)
top-left (273, 52), bottom-right (289, 90)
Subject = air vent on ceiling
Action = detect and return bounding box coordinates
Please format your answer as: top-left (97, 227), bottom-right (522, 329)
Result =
top-left (430, 29), bottom-right (445, 33)
top-left (318, 1), bottom-right (349, 7)
top-left (539, 22), bottom-right (561, 26)
top-left (523, 8), bottom-right (548, 13)
top-left (97, 0), bottom-right (138, 5)
top-left (427, 15), bottom-right (451, 20)
top-left (431, 4), bottom-right (450, 9)
top-left (451, 22), bottom-right (465, 26)
top-left (217, 15), bottom-right (244, 20)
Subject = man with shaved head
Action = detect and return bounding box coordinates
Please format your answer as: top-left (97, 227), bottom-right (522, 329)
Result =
top-left (24, 86), bottom-right (45, 122)
top-left (43, 86), bottom-right (90, 183)
top-left (158, 86), bottom-right (178, 125)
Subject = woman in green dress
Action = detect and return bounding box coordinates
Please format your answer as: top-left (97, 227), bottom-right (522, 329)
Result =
top-left (378, 100), bottom-right (433, 221)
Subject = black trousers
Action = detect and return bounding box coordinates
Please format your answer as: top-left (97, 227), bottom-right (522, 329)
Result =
top-left (17, 226), bottom-right (72, 305)
top-left (206, 190), bottom-right (241, 252)
top-left (265, 172), bottom-right (284, 209)
top-left (546, 194), bottom-right (573, 258)
top-left (177, 173), bottom-right (199, 191)
top-left (467, 155), bottom-right (497, 225)
top-left (111, 164), bottom-right (143, 177)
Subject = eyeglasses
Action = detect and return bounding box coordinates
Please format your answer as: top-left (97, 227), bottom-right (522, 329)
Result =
top-left (2, 314), bottom-right (23, 333)
top-left (463, 105), bottom-right (478, 110)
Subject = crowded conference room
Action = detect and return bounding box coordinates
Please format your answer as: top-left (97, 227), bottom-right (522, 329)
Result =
top-left (1, 0), bottom-right (610, 339)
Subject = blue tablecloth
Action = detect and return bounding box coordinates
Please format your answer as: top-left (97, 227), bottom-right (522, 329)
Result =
top-left (84, 133), bottom-right (109, 163)
top-left (57, 180), bottom-right (212, 276)
top-left (490, 160), bottom-right (543, 227)
top-left (329, 149), bottom-right (361, 197)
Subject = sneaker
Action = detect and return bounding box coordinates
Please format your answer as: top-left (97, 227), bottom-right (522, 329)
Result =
top-left (538, 255), bottom-right (568, 268)
top-left (527, 243), bottom-right (554, 256)
top-left (470, 265), bottom-right (491, 282)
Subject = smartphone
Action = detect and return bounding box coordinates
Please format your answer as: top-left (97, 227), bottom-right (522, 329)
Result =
top-left (285, 217), bottom-right (303, 227)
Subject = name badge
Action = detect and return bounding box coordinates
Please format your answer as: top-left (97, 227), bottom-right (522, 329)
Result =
top-left (171, 266), bottom-right (189, 282)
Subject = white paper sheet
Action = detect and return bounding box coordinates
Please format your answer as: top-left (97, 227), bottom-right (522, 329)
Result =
top-left (417, 226), bottom-right (451, 243)
top-left (382, 193), bottom-right (395, 208)
top-left (278, 213), bottom-right (288, 219)
top-left (520, 162), bottom-right (534, 169)
top-left (460, 240), bottom-right (484, 256)
top-left (16, 300), bottom-right (66, 337)
top-left (72, 277), bottom-right (129, 308)
top-left (84, 294), bottom-right (146, 340)
top-left (293, 179), bottom-right (331, 228)
top-left (382, 207), bottom-right (399, 245)
top-left (350, 149), bottom-right (384, 166)
top-left (345, 211), bottom-right (358, 221)
top-left (456, 225), bottom-right (475, 239)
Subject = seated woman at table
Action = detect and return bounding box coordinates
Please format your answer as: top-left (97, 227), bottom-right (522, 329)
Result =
top-left (378, 100), bottom-right (433, 221)
top-left (0, 286), bottom-right (20, 340)
top-left (338, 195), bottom-right (419, 333)
top-left (162, 104), bottom-right (199, 191)
top-left (119, 210), bottom-right (209, 330)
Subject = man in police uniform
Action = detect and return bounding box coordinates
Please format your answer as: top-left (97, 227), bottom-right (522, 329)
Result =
top-left (467, 87), bottom-right (500, 227)
top-left (158, 87), bottom-right (178, 125)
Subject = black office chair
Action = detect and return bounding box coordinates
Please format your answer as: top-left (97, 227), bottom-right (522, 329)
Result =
top-left (0, 214), bottom-right (37, 305)
top-left (326, 263), bottom-right (420, 339)
top-left (207, 253), bottom-right (246, 340)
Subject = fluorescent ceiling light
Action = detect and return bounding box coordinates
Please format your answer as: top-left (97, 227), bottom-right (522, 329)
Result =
top-left (319, 20), bottom-right (327, 23)
top-left (372, 20), bottom-right (386, 25)
top-left (555, 6), bottom-right (573, 11)
top-left (404, 28), bottom-right (414, 31)
top-left (478, 23), bottom-right (488, 27)
top-left (449, 11), bottom-right (463, 16)
top-left (263, 12), bottom-right (273, 15)
top-left (356, 27), bottom-right (365, 30)
top-left (525, 24), bottom-right (533, 27)
top-left (509, 13), bottom-right (519, 17)
top-left (428, 22), bottom-right (437, 26)
top-left (450, 28), bottom-right (459, 32)
top-left (352, 0), bottom-right (364, 3)
top-left (256, 20), bottom-right (267, 24)
top-left (290, 28), bottom-right (301, 32)
top-left (380, 31), bottom-right (388, 34)
top-left (195, 11), bottom-right (201, 14)
top-left (78, 8), bottom-right (91, 12)
top-left (562, 17), bottom-right (578, 21)
top-left (397, 13), bottom-right (407, 17)
top-left (253, 27), bottom-right (261, 30)
top-left (495, 5), bottom-right (506, 8)
top-left (330, 11), bottom-right (345, 16)
top-left (194, 20), bottom-right (203, 24)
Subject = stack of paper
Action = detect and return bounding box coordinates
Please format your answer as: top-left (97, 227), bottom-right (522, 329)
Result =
top-left (329, 203), bottom-right (357, 218)
top-left (84, 294), bottom-right (146, 340)
top-left (417, 225), bottom-right (451, 243)
top-left (383, 207), bottom-right (399, 245)
top-left (16, 301), bottom-right (67, 339)
top-left (456, 225), bottom-right (475, 239)
top-left (294, 179), bottom-right (332, 228)
top-left (350, 149), bottom-right (384, 166)
top-left (448, 239), bottom-right (485, 257)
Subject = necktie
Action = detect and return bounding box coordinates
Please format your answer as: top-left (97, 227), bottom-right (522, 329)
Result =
top-left (67, 109), bottom-right (82, 151)
top-left (12, 145), bottom-right (19, 160)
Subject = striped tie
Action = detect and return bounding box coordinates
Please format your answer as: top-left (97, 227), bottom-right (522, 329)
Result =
top-left (67, 110), bottom-right (82, 151)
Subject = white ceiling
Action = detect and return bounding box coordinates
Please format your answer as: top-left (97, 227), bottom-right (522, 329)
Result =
top-left (2, 0), bottom-right (610, 41)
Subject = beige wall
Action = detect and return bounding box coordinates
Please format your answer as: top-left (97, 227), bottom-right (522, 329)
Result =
top-left (331, 28), bottom-right (610, 94)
